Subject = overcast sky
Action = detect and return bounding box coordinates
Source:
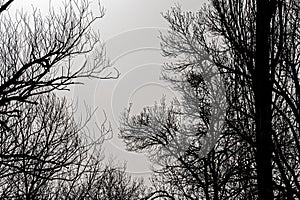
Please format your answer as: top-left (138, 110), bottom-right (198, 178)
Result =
top-left (96, 0), bottom-right (205, 180)
top-left (12, 0), bottom-right (205, 182)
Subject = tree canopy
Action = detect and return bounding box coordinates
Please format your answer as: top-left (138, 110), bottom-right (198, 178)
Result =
top-left (120, 1), bottom-right (300, 199)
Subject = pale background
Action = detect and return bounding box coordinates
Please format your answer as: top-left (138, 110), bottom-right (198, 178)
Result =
top-left (11, 0), bottom-right (205, 182)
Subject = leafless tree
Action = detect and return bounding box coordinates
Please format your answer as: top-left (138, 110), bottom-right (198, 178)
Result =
top-left (0, 94), bottom-right (144, 199)
top-left (0, 0), bottom-right (118, 129)
top-left (205, 1), bottom-right (300, 198)
top-left (120, 1), bottom-right (300, 199)
top-left (0, 93), bottom-right (103, 199)
top-left (87, 163), bottom-right (145, 200)
top-left (0, 1), bottom-right (146, 199)
top-left (120, 78), bottom-right (255, 199)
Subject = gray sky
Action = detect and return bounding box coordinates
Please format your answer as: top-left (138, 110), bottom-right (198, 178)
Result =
top-left (12, 0), bottom-right (205, 182)
top-left (95, 0), bottom-right (204, 180)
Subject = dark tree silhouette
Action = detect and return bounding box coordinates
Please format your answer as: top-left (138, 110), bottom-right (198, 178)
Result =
top-left (0, 94), bottom-right (144, 199)
top-left (0, 1), bottom-right (144, 199)
top-left (0, 0), bottom-right (118, 129)
top-left (0, 93), bottom-right (104, 199)
top-left (0, 0), bottom-right (14, 13)
top-left (254, 0), bottom-right (276, 198)
top-left (120, 1), bottom-right (300, 199)
top-left (120, 76), bottom-right (255, 199)
top-left (88, 164), bottom-right (145, 200)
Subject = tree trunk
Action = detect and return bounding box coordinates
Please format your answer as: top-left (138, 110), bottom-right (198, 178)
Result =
top-left (254, 0), bottom-right (275, 199)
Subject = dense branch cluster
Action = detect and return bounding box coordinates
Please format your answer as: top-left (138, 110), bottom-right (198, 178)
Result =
top-left (0, 0), bottom-right (141, 199)
top-left (120, 0), bottom-right (300, 199)
top-left (1, 0), bottom-right (299, 199)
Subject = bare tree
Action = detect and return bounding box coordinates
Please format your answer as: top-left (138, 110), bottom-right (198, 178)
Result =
top-left (120, 1), bottom-right (300, 199)
top-left (0, 93), bottom-right (103, 199)
top-left (0, 1), bottom-right (146, 199)
top-left (206, 0), bottom-right (300, 198)
top-left (0, 0), bottom-right (118, 129)
top-left (120, 79), bottom-right (255, 199)
top-left (87, 163), bottom-right (145, 200)
top-left (0, 94), bottom-right (144, 199)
